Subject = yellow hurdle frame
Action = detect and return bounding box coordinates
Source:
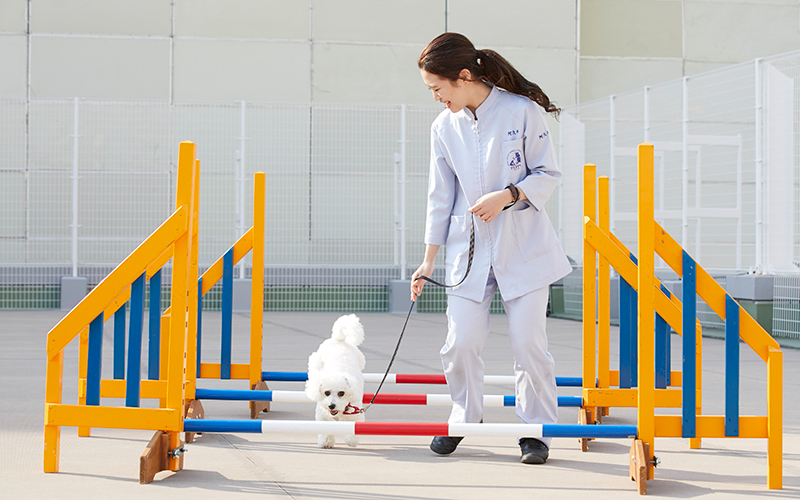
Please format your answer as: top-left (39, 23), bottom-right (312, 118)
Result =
top-left (581, 143), bottom-right (783, 490)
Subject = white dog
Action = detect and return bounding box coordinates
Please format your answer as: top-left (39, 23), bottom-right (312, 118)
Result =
top-left (305, 314), bottom-right (366, 448)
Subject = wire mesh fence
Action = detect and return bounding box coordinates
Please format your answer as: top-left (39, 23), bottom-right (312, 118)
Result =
top-left (558, 50), bottom-right (800, 337)
top-left (2, 98), bottom-right (548, 313)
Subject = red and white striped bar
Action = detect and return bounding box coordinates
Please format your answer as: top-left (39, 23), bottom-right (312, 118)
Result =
top-left (183, 419), bottom-right (638, 439)
top-left (363, 374), bottom-right (515, 385)
top-left (194, 388), bottom-right (582, 407)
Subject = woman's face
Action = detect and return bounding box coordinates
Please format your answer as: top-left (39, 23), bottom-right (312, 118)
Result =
top-left (420, 69), bottom-right (468, 113)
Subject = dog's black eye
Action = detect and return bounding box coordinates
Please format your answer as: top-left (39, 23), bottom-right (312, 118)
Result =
top-left (324, 391), bottom-right (330, 396)
top-left (338, 391), bottom-right (345, 397)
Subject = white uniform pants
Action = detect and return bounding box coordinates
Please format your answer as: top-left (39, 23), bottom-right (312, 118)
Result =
top-left (441, 268), bottom-right (558, 448)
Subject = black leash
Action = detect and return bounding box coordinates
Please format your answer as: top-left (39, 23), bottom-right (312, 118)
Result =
top-left (362, 216), bottom-right (475, 412)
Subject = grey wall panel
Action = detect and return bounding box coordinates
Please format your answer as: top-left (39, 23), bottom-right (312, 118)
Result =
top-left (0, 35), bottom-right (27, 99)
top-left (314, 0), bottom-right (443, 43)
top-left (175, 0), bottom-right (308, 39)
top-left (30, 36), bottom-right (170, 99)
top-left (0, 0), bottom-right (28, 32)
top-left (312, 43), bottom-right (431, 104)
top-left (448, 0), bottom-right (577, 50)
top-left (173, 39), bottom-right (310, 102)
top-left (685, 1), bottom-right (800, 63)
top-left (30, 0), bottom-right (172, 36)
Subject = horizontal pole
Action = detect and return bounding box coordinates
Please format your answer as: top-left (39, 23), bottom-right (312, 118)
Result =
top-left (654, 415), bottom-right (767, 438)
top-left (194, 388), bottom-right (582, 408)
top-left (45, 404), bottom-right (181, 432)
top-left (584, 388), bottom-right (682, 408)
top-left (183, 420), bottom-right (639, 439)
top-left (79, 379), bottom-right (168, 399)
top-left (200, 362), bottom-right (250, 379)
top-left (261, 372), bottom-right (583, 387)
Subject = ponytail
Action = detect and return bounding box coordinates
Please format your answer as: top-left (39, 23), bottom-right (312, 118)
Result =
top-left (418, 33), bottom-right (559, 118)
top-left (477, 49), bottom-right (559, 117)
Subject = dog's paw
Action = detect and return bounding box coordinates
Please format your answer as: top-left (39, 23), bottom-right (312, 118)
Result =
top-left (318, 434), bottom-right (335, 449)
top-left (344, 435), bottom-right (359, 448)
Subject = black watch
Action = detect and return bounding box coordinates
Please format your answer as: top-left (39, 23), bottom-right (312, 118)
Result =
top-left (503, 183), bottom-right (519, 210)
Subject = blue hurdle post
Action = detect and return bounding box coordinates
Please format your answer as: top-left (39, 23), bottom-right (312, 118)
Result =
top-left (725, 294), bottom-right (740, 437)
top-left (147, 269), bottom-right (161, 380)
top-left (682, 250), bottom-right (697, 438)
top-left (655, 285), bottom-right (672, 389)
top-left (221, 249), bottom-right (234, 380)
top-left (126, 273), bottom-right (146, 407)
top-left (113, 303), bottom-right (126, 379)
top-left (86, 313), bottom-right (104, 406)
top-left (196, 276), bottom-right (203, 378)
top-left (619, 276), bottom-right (633, 389)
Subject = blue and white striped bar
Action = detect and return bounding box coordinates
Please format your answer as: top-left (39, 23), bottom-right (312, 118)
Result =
top-left (194, 388), bottom-right (583, 408)
top-left (183, 419), bottom-right (638, 439)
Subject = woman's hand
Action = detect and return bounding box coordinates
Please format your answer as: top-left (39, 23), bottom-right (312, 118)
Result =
top-left (410, 261), bottom-right (435, 302)
top-left (469, 189), bottom-right (513, 223)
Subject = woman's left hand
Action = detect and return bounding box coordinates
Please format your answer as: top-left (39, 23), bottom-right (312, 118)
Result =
top-left (469, 189), bottom-right (512, 223)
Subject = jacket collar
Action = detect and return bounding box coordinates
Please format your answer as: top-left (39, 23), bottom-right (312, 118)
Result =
top-left (460, 82), bottom-right (498, 122)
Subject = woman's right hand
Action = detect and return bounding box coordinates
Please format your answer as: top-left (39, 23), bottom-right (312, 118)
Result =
top-left (410, 261), bottom-right (435, 302)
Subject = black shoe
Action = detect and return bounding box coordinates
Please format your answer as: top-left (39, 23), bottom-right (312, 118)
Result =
top-left (430, 436), bottom-right (463, 455)
top-left (520, 438), bottom-right (549, 464)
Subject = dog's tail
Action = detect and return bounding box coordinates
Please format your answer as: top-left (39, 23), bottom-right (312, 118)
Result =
top-left (331, 314), bottom-right (364, 346)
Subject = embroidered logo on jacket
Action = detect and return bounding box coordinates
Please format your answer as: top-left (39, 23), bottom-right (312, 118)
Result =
top-left (507, 150), bottom-right (523, 170)
top-left (539, 130), bottom-right (549, 140)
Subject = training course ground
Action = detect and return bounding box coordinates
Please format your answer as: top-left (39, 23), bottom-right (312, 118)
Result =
top-left (4, 310), bottom-right (800, 499)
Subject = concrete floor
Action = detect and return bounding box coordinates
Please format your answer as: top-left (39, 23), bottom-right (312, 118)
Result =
top-left (1, 310), bottom-right (798, 499)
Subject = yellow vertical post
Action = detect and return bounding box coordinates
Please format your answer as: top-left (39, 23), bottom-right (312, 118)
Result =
top-left (166, 141), bottom-right (196, 471)
top-left (159, 309), bottom-right (170, 408)
top-left (250, 172), bottom-right (266, 389)
top-left (767, 346), bottom-right (783, 489)
top-left (637, 143), bottom-right (656, 479)
top-left (582, 163), bottom-right (597, 418)
top-left (184, 159), bottom-right (201, 403)
top-left (597, 176), bottom-right (610, 392)
top-left (690, 322), bottom-right (703, 449)
top-left (43, 350), bottom-right (63, 472)
top-left (77, 327), bottom-right (91, 437)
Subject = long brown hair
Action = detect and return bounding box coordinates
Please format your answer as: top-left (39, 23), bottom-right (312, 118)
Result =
top-left (418, 33), bottom-right (559, 117)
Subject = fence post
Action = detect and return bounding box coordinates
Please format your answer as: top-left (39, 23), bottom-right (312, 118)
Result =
top-left (238, 100), bottom-right (247, 279)
top-left (754, 58), bottom-right (763, 271)
top-left (682, 77), bottom-right (689, 249)
top-left (71, 97), bottom-right (79, 278)
top-left (608, 95), bottom-right (615, 234)
top-left (400, 103), bottom-right (407, 280)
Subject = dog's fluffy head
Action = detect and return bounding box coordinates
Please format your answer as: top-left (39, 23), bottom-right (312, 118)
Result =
top-left (305, 373), bottom-right (362, 417)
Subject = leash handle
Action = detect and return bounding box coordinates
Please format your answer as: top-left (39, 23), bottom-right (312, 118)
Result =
top-left (365, 215), bottom-right (476, 412)
top-left (415, 214), bottom-right (475, 289)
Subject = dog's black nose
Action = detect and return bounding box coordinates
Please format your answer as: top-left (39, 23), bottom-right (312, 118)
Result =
top-left (329, 404), bottom-right (336, 410)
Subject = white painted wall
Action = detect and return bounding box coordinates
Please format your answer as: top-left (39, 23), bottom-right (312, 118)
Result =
top-left (2, 1), bottom-right (798, 106)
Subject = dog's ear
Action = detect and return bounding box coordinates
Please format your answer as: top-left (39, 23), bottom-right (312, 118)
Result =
top-left (344, 374), bottom-right (363, 402)
top-left (305, 377), bottom-right (323, 401)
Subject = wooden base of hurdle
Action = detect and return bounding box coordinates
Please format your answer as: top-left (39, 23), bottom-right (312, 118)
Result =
top-left (140, 431), bottom-right (185, 484)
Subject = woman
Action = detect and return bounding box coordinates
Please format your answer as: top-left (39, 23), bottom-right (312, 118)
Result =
top-left (411, 33), bottom-right (572, 464)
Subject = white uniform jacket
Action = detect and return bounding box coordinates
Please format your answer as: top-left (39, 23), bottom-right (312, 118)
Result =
top-left (424, 85), bottom-right (572, 302)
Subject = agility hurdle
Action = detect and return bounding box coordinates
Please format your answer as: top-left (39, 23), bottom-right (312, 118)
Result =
top-left (581, 143), bottom-right (783, 493)
top-left (45, 141), bottom-right (201, 481)
top-left (194, 172), bottom-right (267, 419)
